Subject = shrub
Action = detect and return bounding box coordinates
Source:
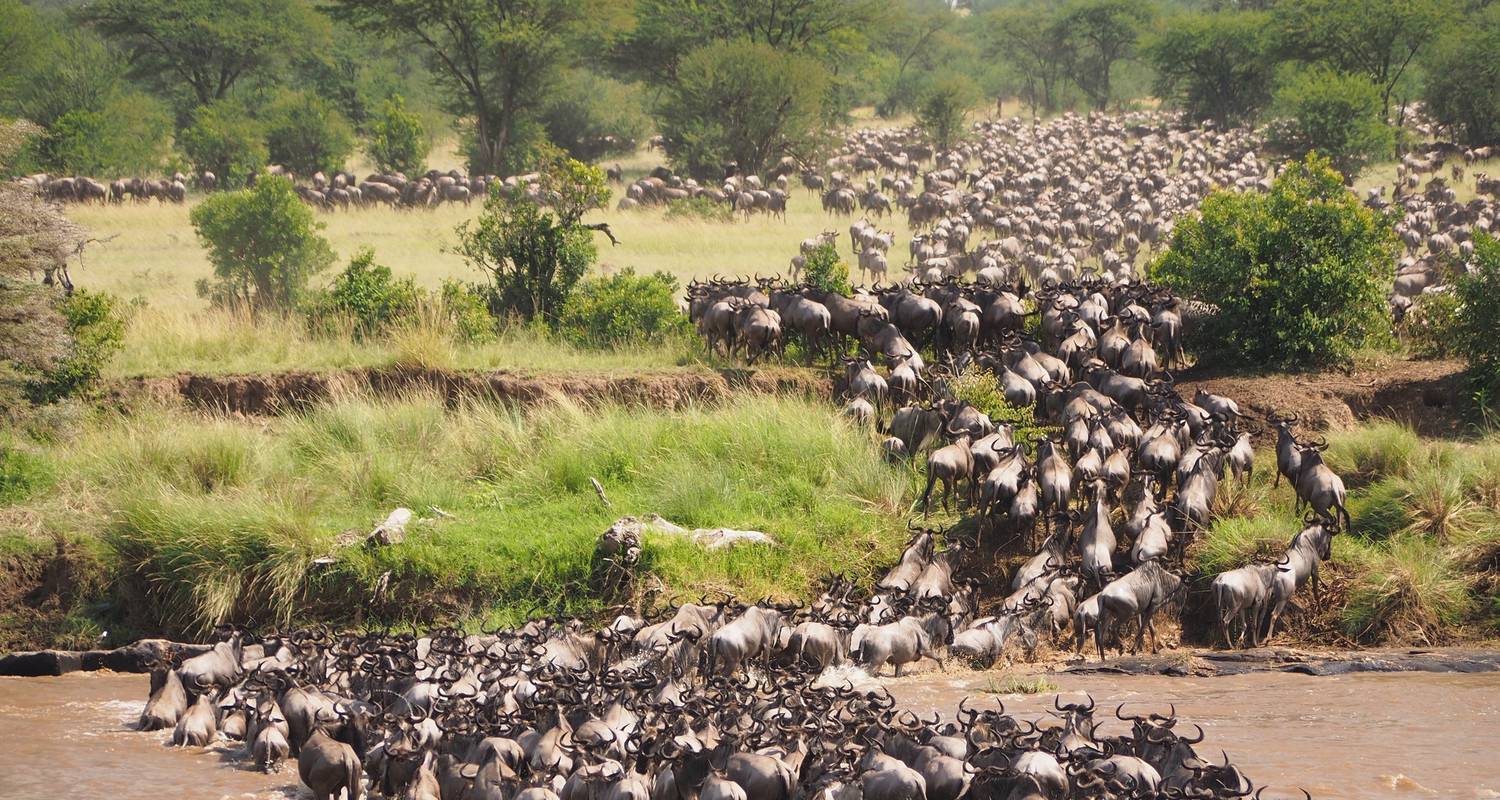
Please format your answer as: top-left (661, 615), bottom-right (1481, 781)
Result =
top-left (915, 74), bottom-right (978, 153)
top-left (366, 94), bottom-right (428, 175)
top-left (264, 89), bottom-right (356, 176)
top-left (1451, 233), bottom-right (1500, 399)
top-left (1150, 153), bottom-right (1396, 369)
top-left (1401, 289), bottom-right (1461, 358)
top-left (33, 93), bottom-right (171, 176)
top-left (440, 281), bottom-right (497, 344)
top-left (558, 269), bottom-right (689, 349)
top-left (1263, 67), bottom-right (1394, 177)
top-left (191, 176), bottom-right (336, 310)
top-left (950, 365), bottom-right (1052, 444)
top-left (455, 150), bottom-right (609, 324)
top-left (664, 196), bottom-right (735, 223)
top-left (180, 100), bottom-right (268, 189)
top-left (303, 248), bottom-right (421, 339)
top-left (27, 289), bottom-right (127, 404)
top-left (802, 244), bottom-right (852, 297)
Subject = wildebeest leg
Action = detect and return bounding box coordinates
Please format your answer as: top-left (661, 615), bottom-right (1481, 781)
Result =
top-left (922, 474), bottom-right (938, 517)
top-left (1095, 608), bottom-right (1109, 662)
top-left (1145, 611), bottom-right (1159, 653)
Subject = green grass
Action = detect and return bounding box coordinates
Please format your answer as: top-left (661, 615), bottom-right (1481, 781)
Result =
top-left (2, 393), bottom-right (916, 638)
top-left (1192, 423), bottom-right (1500, 645)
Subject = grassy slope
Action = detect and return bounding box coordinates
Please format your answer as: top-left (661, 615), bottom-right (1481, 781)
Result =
top-left (0, 394), bottom-right (918, 646)
top-left (1189, 422), bottom-right (1500, 645)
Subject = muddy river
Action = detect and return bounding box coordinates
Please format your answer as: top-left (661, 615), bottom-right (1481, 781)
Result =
top-left (1, 670), bottom-right (1496, 800)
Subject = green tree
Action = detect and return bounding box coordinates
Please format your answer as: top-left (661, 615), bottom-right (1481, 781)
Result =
top-left (180, 100), bottom-right (268, 189)
top-left (263, 89), bottom-right (355, 176)
top-left (983, 6), bottom-right (1071, 115)
top-left (613, 0), bottom-right (886, 83)
top-left (1264, 67), bottom-right (1395, 177)
top-left (81, 0), bottom-right (325, 106)
top-left (455, 150), bottom-right (611, 323)
top-left (1273, 0), bottom-right (1451, 120)
top-left (915, 74), bottom-right (978, 153)
top-left (1145, 11), bottom-right (1278, 126)
top-left (34, 95), bottom-right (171, 176)
top-left (0, 1), bottom-right (47, 109)
top-left (656, 40), bottom-right (831, 179)
top-left (1452, 233), bottom-right (1500, 396)
top-left (539, 70), bottom-right (650, 163)
top-left (873, 0), bottom-right (958, 117)
top-left (1057, 0), bottom-right (1155, 111)
top-left (558, 269), bottom-right (688, 348)
top-left (328, 0), bottom-right (588, 176)
top-left (1150, 153), bottom-right (1397, 369)
top-left (366, 95), bottom-right (428, 175)
top-left (1422, 6), bottom-right (1500, 147)
top-left (190, 176), bottom-right (335, 309)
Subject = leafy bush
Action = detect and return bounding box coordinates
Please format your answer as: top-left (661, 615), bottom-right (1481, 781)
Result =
top-left (303, 248), bottom-right (421, 339)
top-left (440, 281), bottom-right (497, 344)
top-left (1418, 6), bottom-right (1500, 147)
top-left (27, 289), bottom-right (127, 404)
top-left (455, 150), bottom-right (609, 324)
top-left (191, 176), bottom-right (336, 309)
top-left (915, 74), bottom-right (978, 153)
top-left (264, 89), bottom-right (356, 176)
top-left (1400, 289), bottom-right (1461, 358)
top-left (1150, 153), bottom-right (1396, 369)
top-left (181, 100), bottom-right (268, 189)
top-left (802, 244), bottom-right (852, 296)
top-left (366, 94), bottom-right (428, 175)
top-left (1263, 67), bottom-right (1394, 177)
top-left (558, 269), bottom-right (689, 349)
top-left (664, 196), bottom-right (735, 223)
top-left (1452, 233), bottom-right (1500, 398)
top-left (950, 365), bottom-right (1052, 444)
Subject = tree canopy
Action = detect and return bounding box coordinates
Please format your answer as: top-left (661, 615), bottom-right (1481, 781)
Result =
top-left (1145, 11), bottom-right (1277, 126)
top-left (80, 0), bottom-right (326, 106)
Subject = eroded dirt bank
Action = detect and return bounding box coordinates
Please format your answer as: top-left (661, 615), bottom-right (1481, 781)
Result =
top-left (108, 358), bottom-right (1470, 441)
top-left (111, 366), bottom-right (833, 416)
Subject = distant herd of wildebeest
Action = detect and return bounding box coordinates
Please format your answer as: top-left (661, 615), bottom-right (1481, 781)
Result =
top-left (30, 110), bottom-right (1500, 799)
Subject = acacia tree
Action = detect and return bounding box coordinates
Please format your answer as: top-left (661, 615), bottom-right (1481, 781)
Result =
top-left (1145, 11), bottom-right (1278, 127)
top-left (1058, 0), bottom-right (1155, 112)
top-left (1274, 0), bottom-right (1451, 120)
top-left (328, 0), bottom-right (586, 175)
top-left (984, 6), bottom-right (1071, 116)
top-left (81, 0), bottom-right (323, 106)
top-left (656, 40), bottom-right (831, 179)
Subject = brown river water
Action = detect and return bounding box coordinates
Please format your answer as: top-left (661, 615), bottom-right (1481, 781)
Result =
top-left (1, 670), bottom-right (1496, 800)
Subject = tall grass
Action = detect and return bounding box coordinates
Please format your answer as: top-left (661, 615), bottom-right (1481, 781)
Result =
top-left (1193, 422), bottom-right (1500, 644)
top-left (108, 305), bottom-right (700, 378)
top-left (4, 393), bottom-right (915, 636)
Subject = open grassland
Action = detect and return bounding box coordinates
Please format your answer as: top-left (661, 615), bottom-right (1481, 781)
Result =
top-left (0, 394), bottom-right (916, 647)
top-left (1189, 421), bottom-right (1500, 645)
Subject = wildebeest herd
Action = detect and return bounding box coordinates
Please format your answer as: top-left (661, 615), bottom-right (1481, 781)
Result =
top-left (134, 567), bottom-right (1278, 800)
top-left (686, 269), bottom-right (1348, 664)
